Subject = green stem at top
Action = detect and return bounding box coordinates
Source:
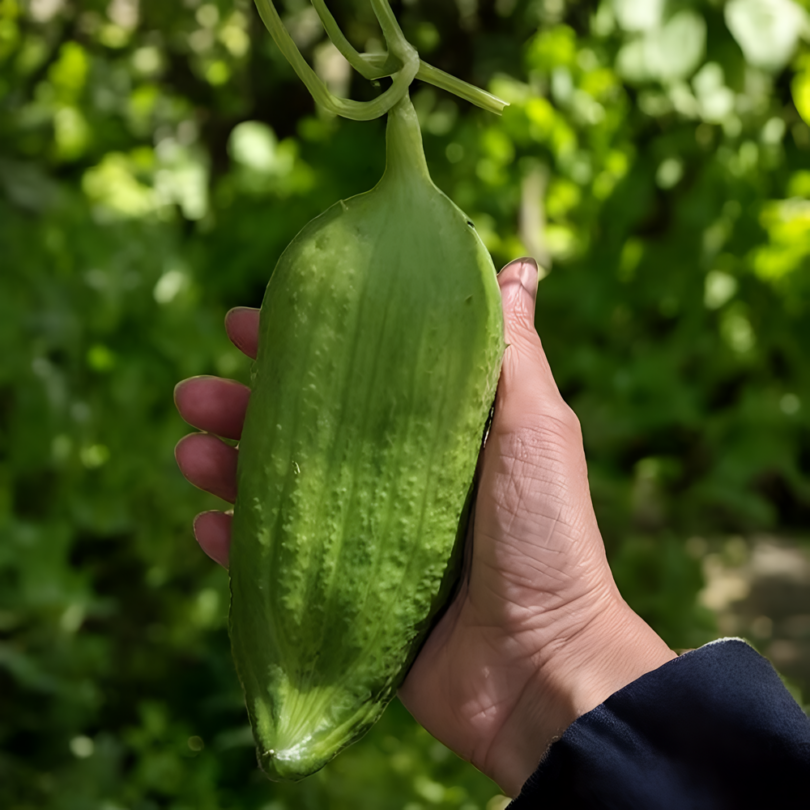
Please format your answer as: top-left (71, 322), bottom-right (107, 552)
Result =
top-left (380, 94), bottom-right (431, 188)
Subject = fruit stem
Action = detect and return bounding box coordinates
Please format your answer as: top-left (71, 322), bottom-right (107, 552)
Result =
top-left (379, 95), bottom-right (431, 189)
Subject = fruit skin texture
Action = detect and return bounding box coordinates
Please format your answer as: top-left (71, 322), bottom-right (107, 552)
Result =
top-left (228, 95), bottom-right (505, 782)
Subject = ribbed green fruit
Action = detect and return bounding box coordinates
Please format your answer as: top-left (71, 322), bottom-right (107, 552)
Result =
top-left (228, 95), bottom-right (505, 781)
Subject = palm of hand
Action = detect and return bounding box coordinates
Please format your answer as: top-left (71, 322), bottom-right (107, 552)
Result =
top-left (399, 312), bottom-right (617, 794)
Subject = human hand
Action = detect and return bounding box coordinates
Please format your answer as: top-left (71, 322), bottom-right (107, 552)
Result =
top-left (174, 258), bottom-right (675, 797)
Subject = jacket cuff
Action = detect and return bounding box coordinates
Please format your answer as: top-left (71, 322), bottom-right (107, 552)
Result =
top-left (509, 638), bottom-right (810, 809)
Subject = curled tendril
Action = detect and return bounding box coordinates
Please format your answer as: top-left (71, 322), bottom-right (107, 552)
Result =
top-left (253, 0), bottom-right (417, 121)
top-left (253, 0), bottom-right (508, 121)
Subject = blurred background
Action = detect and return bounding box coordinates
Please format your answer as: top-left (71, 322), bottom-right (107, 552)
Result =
top-left (1, 0), bottom-right (809, 807)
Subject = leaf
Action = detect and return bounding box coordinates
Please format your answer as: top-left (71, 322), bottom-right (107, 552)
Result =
top-left (725, 0), bottom-right (808, 72)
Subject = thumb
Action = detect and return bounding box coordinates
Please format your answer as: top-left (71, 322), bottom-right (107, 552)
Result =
top-left (495, 258), bottom-right (573, 432)
top-left (499, 256), bottom-right (541, 345)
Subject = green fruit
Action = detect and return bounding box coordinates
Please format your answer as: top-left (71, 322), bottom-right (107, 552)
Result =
top-left (228, 94), bottom-right (505, 782)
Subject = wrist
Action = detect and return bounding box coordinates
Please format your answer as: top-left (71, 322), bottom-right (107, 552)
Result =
top-left (486, 596), bottom-right (675, 797)
top-left (559, 596), bottom-right (677, 719)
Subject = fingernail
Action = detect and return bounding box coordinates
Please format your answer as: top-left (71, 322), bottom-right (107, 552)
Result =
top-left (225, 306), bottom-right (258, 322)
top-left (518, 257), bottom-right (539, 295)
top-left (499, 257), bottom-right (539, 299)
top-left (192, 511), bottom-right (212, 540)
top-left (225, 307), bottom-right (256, 353)
top-left (174, 377), bottom-right (194, 398)
top-left (174, 433), bottom-right (192, 463)
top-left (224, 307), bottom-right (242, 331)
top-left (173, 375), bottom-right (211, 406)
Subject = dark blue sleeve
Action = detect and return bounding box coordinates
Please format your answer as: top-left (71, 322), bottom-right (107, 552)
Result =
top-left (509, 639), bottom-right (810, 810)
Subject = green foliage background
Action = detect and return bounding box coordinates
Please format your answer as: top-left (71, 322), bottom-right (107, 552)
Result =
top-left (1, 0), bottom-right (809, 807)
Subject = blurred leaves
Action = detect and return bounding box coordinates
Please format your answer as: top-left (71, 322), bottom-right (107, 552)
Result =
top-left (725, 0), bottom-right (808, 72)
top-left (1, 0), bottom-right (809, 807)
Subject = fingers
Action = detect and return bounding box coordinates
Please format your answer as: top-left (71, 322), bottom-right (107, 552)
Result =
top-left (225, 307), bottom-right (260, 359)
top-left (175, 433), bottom-right (238, 503)
top-left (175, 308), bottom-right (257, 440)
top-left (177, 307), bottom-right (257, 569)
top-left (193, 511), bottom-right (231, 568)
top-left (495, 257), bottom-right (574, 433)
top-left (175, 376), bottom-right (250, 441)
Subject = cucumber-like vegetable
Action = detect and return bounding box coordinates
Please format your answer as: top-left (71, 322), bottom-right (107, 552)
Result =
top-left (228, 1), bottom-right (507, 782)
